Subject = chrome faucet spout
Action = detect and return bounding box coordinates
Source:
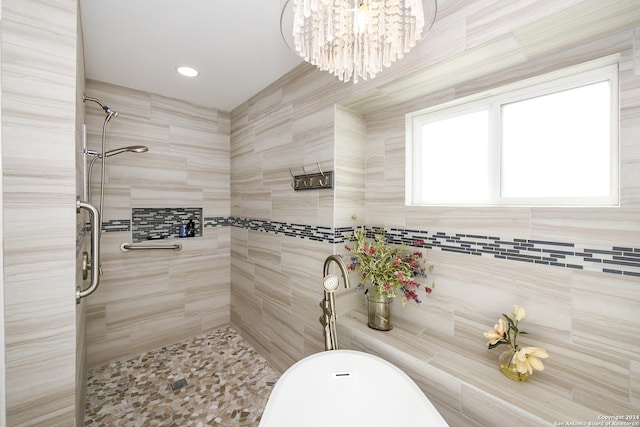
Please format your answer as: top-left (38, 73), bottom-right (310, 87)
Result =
top-left (321, 255), bottom-right (350, 351)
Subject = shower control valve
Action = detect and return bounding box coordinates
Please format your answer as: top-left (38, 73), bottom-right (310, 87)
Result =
top-left (82, 251), bottom-right (90, 280)
top-left (81, 253), bottom-right (103, 279)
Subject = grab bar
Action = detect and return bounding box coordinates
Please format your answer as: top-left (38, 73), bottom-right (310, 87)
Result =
top-left (76, 198), bottom-right (101, 304)
top-left (120, 242), bottom-right (182, 252)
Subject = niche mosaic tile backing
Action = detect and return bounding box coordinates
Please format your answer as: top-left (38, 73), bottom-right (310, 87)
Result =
top-left (131, 208), bottom-right (202, 241)
top-left (100, 219), bottom-right (131, 233)
top-left (101, 215), bottom-right (640, 277)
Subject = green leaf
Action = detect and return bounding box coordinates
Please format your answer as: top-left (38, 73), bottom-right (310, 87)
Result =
top-left (488, 340), bottom-right (507, 350)
top-left (502, 313), bottom-right (516, 329)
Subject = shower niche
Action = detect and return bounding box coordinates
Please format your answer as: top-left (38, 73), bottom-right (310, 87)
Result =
top-left (131, 207), bottom-right (202, 242)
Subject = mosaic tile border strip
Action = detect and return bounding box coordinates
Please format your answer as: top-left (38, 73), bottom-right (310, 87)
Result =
top-left (377, 227), bottom-right (640, 278)
top-left (223, 220), bottom-right (640, 277)
top-left (101, 215), bottom-right (640, 277)
top-left (204, 216), bottom-right (234, 227)
top-left (227, 217), bottom-right (334, 242)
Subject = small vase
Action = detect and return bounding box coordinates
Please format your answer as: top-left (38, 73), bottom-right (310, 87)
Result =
top-left (367, 291), bottom-right (393, 331)
top-left (499, 350), bottom-right (531, 382)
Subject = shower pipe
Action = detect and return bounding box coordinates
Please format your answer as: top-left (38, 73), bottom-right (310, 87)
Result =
top-left (85, 145), bottom-right (149, 215)
top-left (83, 95), bottom-right (117, 220)
top-left (82, 95), bottom-right (149, 219)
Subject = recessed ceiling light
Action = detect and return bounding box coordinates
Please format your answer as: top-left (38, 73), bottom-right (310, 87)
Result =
top-left (176, 66), bottom-right (199, 77)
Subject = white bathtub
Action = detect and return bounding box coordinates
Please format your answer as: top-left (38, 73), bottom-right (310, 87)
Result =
top-left (259, 349), bottom-right (449, 427)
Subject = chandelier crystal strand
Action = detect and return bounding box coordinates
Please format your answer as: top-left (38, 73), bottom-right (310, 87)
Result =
top-left (292, 0), bottom-right (425, 83)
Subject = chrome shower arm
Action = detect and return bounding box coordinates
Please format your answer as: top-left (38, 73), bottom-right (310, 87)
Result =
top-left (83, 95), bottom-right (107, 109)
top-left (83, 95), bottom-right (119, 117)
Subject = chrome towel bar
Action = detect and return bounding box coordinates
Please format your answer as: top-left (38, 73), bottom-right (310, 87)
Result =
top-left (120, 242), bottom-right (182, 252)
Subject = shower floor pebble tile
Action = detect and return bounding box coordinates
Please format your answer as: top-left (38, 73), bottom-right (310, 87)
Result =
top-left (85, 327), bottom-right (279, 427)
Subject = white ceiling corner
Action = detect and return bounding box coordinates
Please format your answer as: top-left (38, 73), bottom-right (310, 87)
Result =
top-left (80, 0), bottom-right (303, 112)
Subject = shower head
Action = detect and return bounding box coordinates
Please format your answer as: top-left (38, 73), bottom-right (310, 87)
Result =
top-left (322, 274), bottom-right (340, 292)
top-left (104, 145), bottom-right (149, 157)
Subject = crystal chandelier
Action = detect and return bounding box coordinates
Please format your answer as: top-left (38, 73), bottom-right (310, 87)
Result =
top-left (291, 0), bottom-right (432, 83)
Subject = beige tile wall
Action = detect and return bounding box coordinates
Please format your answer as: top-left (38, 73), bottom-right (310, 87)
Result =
top-left (75, 5), bottom-right (88, 425)
top-left (230, 66), bottom-right (363, 373)
top-left (353, 27), bottom-right (640, 422)
top-left (230, 0), bottom-right (640, 425)
top-left (334, 104), bottom-right (366, 227)
top-left (5, 0), bottom-right (635, 425)
top-left (1, 0), bottom-right (79, 425)
top-left (83, 80), bottom-right (231, 368)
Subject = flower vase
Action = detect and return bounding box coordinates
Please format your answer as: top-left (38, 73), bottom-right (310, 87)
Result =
top-left (499, 350), bottom-right (530, 382)
top-left (367, 291), bottom-right (393, 331)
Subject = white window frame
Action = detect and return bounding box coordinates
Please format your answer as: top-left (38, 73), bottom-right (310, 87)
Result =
top-left (406, 56), bottom-right (620, 207)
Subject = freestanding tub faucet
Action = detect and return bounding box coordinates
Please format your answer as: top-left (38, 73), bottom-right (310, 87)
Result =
top-left (320, 255), bottom-right (351, 351)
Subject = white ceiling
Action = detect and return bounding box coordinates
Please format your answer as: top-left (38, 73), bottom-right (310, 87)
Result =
top-left (80, 0), bottom-right (304, 112)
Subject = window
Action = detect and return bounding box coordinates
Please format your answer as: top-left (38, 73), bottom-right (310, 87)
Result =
top-left (406, 59), bottom-right (619, 206)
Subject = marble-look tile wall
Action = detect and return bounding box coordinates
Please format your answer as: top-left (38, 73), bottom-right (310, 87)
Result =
top-left (83, 80), bottom-right (231, 368)
top-left (356, 27), bottom-right (640, 419)
top-left (230, 69), bottom-right (344, 371)
top-left (334, 104), bottom-right (366, 227)
top-left (76, 7), bottom-right (88, 425)
top-left (1, 0), bottom-right (79, 425)
top-left (230, 0), bottom-right (640, 425)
